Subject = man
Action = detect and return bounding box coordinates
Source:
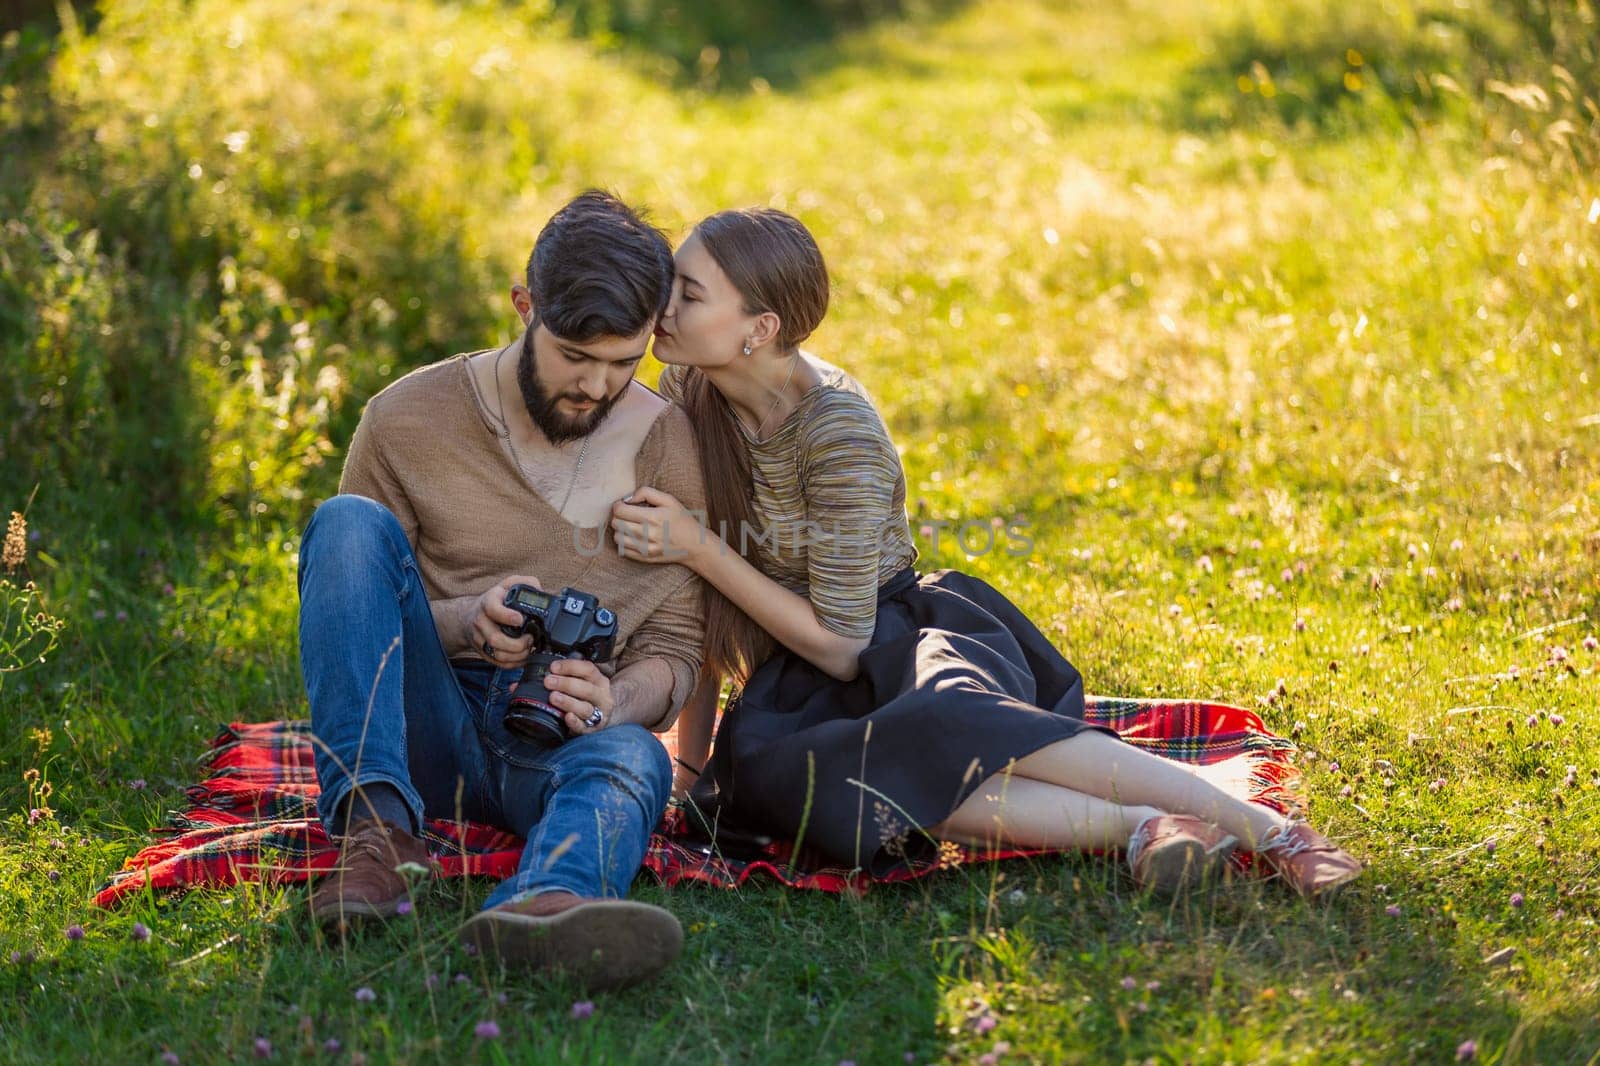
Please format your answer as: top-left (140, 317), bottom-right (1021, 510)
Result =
top-left (298, 191), bottom-right (705, 992)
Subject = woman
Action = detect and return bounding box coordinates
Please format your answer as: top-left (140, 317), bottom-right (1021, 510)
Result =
top-left (610, 208), bottom-right (1360, 897)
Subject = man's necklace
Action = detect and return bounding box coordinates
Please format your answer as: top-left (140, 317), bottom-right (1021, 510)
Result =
top-left (492, 345), bottom-right (590, 515)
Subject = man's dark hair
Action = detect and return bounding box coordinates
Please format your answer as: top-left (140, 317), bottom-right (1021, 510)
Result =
top-left (525, 190), bottom-right (674, 342)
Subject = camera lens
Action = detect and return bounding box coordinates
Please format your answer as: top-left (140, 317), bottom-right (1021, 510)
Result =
top-left (504, 696), bottom-right (567, 746)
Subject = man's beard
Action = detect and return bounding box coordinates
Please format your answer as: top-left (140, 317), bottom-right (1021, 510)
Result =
top-left (515, 327), bottom-right (624, 445)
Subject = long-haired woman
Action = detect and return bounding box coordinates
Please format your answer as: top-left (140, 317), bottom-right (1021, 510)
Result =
top-left (610, 208), bottom-right (1360, 897)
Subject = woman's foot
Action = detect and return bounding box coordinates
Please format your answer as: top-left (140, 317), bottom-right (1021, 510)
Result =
top-left (1257, 822), bottom-right (1362, 899)
top-left (1126, 814), bottom-right (1238, 895)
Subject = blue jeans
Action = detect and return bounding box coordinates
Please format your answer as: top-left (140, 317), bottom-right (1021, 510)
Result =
top-left (297, 495), bottom-right (671, 909)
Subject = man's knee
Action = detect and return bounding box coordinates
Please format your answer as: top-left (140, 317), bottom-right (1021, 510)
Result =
top-left (301, 496), bottom-right (408, 574)
top-left (580, 725), bottom-right (672, 806)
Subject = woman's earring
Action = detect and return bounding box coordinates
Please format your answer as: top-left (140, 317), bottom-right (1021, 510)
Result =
top-left (742, 341), bottom-right (753, 356)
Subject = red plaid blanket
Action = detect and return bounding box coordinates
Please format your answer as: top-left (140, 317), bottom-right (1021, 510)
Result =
top-left (94, 697), bottom-right (1300, 907)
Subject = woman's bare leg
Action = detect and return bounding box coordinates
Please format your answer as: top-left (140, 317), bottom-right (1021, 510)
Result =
top-left (1008, 732), bottom-right (1291, 848)
top-left (930, 772), bottom-right (1161, 851)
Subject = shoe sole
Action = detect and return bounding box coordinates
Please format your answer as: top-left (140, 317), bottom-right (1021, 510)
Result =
top-left (311, 893), bottom-right (410, 928)
top-left (460, 901), bottom-right (684, 992)
top-left (1137, 835), bottom-right (1238, 895)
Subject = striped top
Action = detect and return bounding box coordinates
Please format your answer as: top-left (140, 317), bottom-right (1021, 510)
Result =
top-left (658, 358), bottom-right (918, 639)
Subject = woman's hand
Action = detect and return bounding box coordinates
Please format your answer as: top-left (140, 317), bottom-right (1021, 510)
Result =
top-left (610, 486), bottom-right (713, 567)
top-left (467, 575), bottom-right (544, 663)
top-left (539, 657), bottom-right (617, 735)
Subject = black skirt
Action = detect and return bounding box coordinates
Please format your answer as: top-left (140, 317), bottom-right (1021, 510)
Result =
top-left (691, 568), bottom-right (1115, 873)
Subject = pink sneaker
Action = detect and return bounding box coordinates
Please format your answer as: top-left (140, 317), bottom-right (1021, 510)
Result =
top-left (1257, 822), bottom-right (1362, 899)
top-left (1126, 814), bottom-right (1238, 894)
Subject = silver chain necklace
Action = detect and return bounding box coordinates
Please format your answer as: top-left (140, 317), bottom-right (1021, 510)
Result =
top-left (492, 344), bottom-right (591, 515)
top-left (750, 351), bottom-right (801, 443)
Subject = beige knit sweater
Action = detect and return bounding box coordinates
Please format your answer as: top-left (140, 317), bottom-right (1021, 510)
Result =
top-left (338, 353), bottom-right (707, 723)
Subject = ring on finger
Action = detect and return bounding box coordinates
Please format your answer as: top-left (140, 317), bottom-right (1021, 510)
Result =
top-left (482, 639), bottom-right (496, 658)
top-left (584, 705), bottom-right (604, 729)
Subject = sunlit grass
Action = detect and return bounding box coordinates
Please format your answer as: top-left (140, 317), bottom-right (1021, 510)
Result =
top-left (2, 0), bottom-right (1598, 1061)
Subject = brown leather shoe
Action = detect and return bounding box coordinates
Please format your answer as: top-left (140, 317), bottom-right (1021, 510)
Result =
top-left (1258, 822), bottom-right (1362, 899)
top-left (461, 891), bottom-right (683, 992)
top-left (309, 818), bottom-right (433, 927)
top-left (1126, 814), bottom-right (1238, 894)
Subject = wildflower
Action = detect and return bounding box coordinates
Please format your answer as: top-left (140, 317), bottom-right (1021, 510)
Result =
top-left (1525, 714), bottom-right (1538, 728)
top-left (1549, 714), bottom-right (1565, 727)
top-left (1294, 616), bottom-right (1306, 632)
top-left (253, 1037), bottom-right (272, 1058)
top-left (1386, 904), bottom-right (1401, 917)
top-left (162, 582), bottom-right (175, 597)
top-left (355, 987), bottom-right (376, 1003)
top-left (454, 973), bottom-right (469, 985)
top-left (129, 779), bottom-right (147, 791)
top-left (47, 869), bottom-right (60, 882)
top-left (1584, 635), bottom-right (1598, 652)
top-left (3, 511), bottom-right (26, 571)
top-left (463, 941), bottom-right (478, 956)
top-left (570, 1000), bottom-right (595, 1020)
top-left (474, 1020), bottom-right (501, 1040)
top-left (1457, 1039), bottom-right (1477, 1061)
top-left (424, 973), bottom-right (440, 990)
top-left (1145, 981), bottom-right (1160, 992)
top-left (979, 1055), bottom-right (997, 1065)
top-left (8, 951), bottom-right (20, 964)
top-left (1485, 839), bottom-right (1497, 856)
top-left (1510, 892), bottom-right (1524, 908)
top-left (1549, 646), bottom-right (1568, 663)
top-left (1121, 976), bottom-right (1137, 990)
top-left (115, 610), bottom-right (128, 622)
top-left (1340, 785), bottom-right (1353, 798)
top-left (1197, 554), bottom-right (1214, 574)
top-left (161, 1053), bottom-right (180, 1066)
top-left (323, 1039), bottom-right (341, 1054)
top-left (974, 1014), bottom-right (997, 1034)
top-left (132, 922), bottom-right (151, 942)
top-left (395, 900), bottom-right (413, 916)
top-left (1449, 539), bottom-right (1464, 552)
top-left (1429, 778), bottom-right (1446, 793)
top-left (65, 924), bottom-right (85, 940)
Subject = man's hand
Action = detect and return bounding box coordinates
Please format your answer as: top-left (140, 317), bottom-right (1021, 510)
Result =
top-left (465, 575), bottom-right (545, 664)
top-left (540, 657), bottom-right (617, 734)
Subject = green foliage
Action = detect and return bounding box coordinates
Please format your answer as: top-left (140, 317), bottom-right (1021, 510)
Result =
top-left (556, 0), bottom-right (955, 88)
top-left (1, 0), bottom-right (1599, 1061)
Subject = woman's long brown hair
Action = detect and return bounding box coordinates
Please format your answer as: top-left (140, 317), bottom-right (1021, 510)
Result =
top-left (679, 208), bottom-right (830, 684)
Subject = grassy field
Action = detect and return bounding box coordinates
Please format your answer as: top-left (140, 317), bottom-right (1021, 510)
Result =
top-left (3, 0), bottom-right (1599, 1061)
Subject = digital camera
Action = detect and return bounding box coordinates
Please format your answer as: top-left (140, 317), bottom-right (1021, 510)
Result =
top-left (499, 584), bottom-right (617, 746)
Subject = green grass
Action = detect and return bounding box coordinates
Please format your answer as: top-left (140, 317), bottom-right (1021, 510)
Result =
top-left (3, 0), bottom-right (1599, 1061)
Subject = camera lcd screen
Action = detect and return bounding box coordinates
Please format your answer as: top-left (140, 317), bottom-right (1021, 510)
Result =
top-left (511, 588), bottom-right (552, 613)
